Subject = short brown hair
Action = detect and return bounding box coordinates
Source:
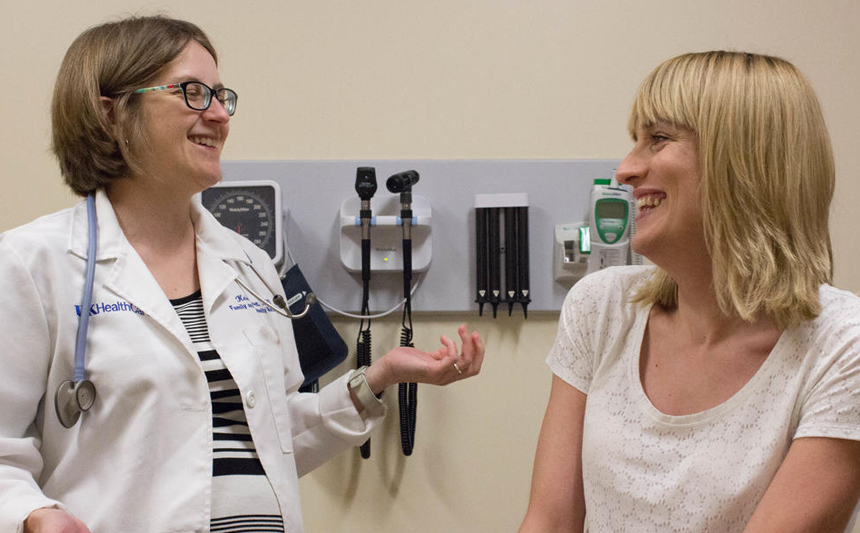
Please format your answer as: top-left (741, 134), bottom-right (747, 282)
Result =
top-left (51, 15), bottom-right (217, 196)
top-left (629, 51), bottom-right (834, 328)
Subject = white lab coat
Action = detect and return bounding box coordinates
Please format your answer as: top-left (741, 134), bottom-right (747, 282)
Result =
top-left (0, 190), bottom-right (383, 533)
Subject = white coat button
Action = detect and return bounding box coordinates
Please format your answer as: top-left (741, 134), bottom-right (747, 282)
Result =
top-left (246, 390), bottom-right (256, 408)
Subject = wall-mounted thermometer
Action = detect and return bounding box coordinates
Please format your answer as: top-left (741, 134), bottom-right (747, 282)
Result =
top-left (585, 178), bottom-right (633, 275)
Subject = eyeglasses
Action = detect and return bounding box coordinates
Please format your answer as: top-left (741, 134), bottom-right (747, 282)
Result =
top-left (134, 81), bottom-right (238, 116)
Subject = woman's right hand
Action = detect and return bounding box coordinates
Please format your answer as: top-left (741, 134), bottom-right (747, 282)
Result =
top-left (24, 508), bottom-right (91, 533)
top-left (363, 325), bottom-right (484, 394)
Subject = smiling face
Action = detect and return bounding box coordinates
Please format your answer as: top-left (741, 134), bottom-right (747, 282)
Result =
top-left (616, 121), bottom-right (704, 265)
top-left (129, 40), bottom-right (230, 196)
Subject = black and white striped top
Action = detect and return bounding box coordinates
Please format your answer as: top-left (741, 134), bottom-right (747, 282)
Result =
top-left (172, 291), bottom-right (284, 533)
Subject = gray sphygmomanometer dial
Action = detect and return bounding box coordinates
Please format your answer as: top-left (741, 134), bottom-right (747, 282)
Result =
top-left (200, 181), bottom-right (283, 265)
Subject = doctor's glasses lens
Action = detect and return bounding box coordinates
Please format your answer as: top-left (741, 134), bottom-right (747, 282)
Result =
top-left (181, 81), bottom-right (238, 116)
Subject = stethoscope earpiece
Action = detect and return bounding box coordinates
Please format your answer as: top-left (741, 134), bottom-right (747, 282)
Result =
top-left (235, 268), bottom-right (315, 320)
top-left (55, 379), bottom-right (96, 429)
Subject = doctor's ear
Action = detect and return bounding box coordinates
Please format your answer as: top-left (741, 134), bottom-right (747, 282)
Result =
top-left (99, 96), bottom-right (122, 142)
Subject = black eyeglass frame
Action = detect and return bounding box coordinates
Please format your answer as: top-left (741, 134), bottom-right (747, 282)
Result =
top-left (133, 81), bottom-right (238, 116)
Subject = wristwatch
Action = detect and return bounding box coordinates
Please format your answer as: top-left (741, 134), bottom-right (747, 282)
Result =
top-left (348, 366), bottom-right (385, 415)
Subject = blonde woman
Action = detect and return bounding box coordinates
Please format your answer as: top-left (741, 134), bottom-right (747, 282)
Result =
top-left (519, 52), bottom-right (860, 532)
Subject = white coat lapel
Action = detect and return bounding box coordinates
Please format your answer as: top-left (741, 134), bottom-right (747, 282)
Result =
top-left (69, 190), bottom-right (196, 353)
top-left (191, 202), bottom-right (276, 395)
top-left (191, 200), bottom-right (248, 318)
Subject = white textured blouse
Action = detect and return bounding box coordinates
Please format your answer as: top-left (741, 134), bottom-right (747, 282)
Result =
top-left (547, 266), bottom-right (860, 532)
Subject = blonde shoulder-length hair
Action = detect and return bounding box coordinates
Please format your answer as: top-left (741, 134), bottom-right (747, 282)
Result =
top-left (629, 51), bottom-right (834, 328)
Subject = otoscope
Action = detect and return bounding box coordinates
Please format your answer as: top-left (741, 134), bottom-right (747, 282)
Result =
top-left (387, 169), bottom-right (420, 456)
top-left (355, 167), bottom-right (376, 459)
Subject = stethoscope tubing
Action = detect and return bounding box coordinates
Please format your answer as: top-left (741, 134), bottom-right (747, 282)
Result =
top-left (56, 194), bottom-right (98, 428)
top-left (74, 193), bottom-right (98, 382)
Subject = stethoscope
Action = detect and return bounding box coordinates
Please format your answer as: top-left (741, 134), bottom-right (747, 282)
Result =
top-left (55, 193), bottom-right (315, 428)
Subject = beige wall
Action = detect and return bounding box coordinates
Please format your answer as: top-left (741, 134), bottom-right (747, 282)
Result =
top-left (2, 1), bottom-right (858, 531)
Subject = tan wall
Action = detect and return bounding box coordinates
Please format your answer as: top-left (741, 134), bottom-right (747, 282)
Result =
top-left (2, 1), bottom-right (858, 532)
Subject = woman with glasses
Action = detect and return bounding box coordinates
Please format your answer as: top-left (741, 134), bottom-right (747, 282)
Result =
top-left (518, 51), bottom-right (860, 532)
top-left (0, 15), bottom-right (484, 533)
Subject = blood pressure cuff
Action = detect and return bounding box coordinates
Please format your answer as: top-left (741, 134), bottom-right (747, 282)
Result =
top-left (281, 263), bottom-right (348, 392)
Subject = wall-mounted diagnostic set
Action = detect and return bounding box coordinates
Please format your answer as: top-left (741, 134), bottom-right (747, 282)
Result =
top-left (219, 159), bottom-right (622, 313)
top-left (340, 168), bottom-right (427, 457)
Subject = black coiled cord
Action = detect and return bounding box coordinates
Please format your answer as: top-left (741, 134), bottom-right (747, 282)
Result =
top-left (356, 262), bottom-right (373, 459)
top-left (356, 327), bottom-right (371, 459)
top-left (399, 317), bottom-right (417, 455)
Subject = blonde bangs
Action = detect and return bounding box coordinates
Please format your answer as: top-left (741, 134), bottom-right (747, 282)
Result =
top-left (627, 55), bottom-right (704, 140)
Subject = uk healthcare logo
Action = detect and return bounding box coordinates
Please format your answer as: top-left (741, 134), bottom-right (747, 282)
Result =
top-left (75, 300), bottom-right (145, 317)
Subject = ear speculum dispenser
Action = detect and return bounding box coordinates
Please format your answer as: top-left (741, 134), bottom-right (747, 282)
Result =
top-left (474, 193), bottom-right (531, 318)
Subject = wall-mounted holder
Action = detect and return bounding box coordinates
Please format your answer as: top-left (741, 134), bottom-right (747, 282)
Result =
top-left (340, 194), bottom-right (432, 273)
top-left (220, 159), bottom-right (622, 312)
top-left (553, 222), bottom-right (590, 288)
top-left (474, 193), bottom-right (531, 318)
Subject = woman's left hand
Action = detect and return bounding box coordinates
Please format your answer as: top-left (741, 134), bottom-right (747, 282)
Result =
top-left (363, 325), bottom-right (484, 394)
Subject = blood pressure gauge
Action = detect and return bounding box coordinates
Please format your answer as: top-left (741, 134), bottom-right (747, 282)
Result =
top-left (200, 180), bottom-right (283, 265)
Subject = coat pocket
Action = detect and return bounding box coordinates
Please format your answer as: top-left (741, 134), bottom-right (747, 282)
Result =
top-left (242, 325), bottom-right (294, 454)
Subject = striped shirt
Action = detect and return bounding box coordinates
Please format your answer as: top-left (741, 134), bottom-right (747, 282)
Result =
top-left (172, 291), bottom-right (285, 532)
